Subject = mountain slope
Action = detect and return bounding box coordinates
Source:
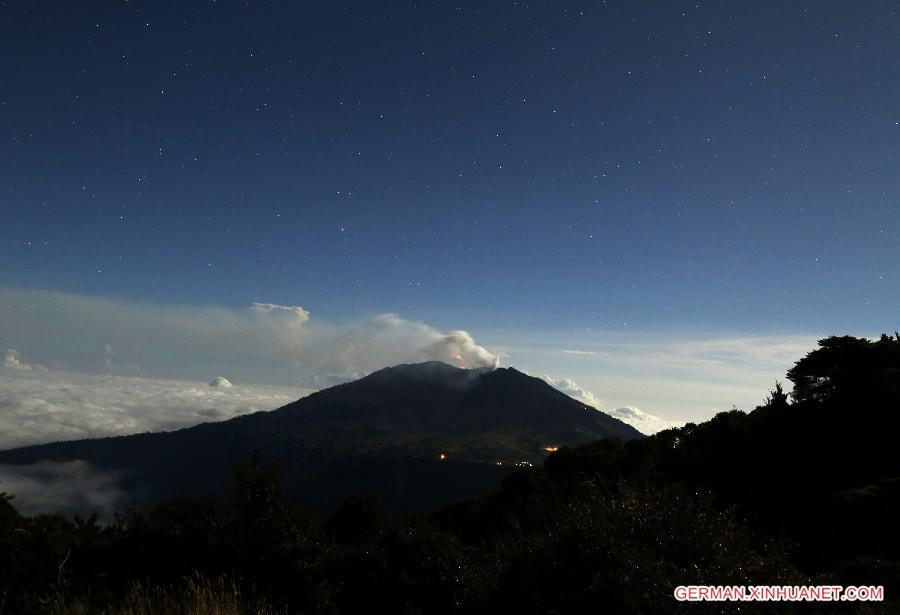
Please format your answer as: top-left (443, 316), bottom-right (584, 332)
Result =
top-left (0, 362), bottom-right (641, 511)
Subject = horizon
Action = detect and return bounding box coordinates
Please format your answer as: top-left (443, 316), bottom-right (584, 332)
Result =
top-left (2, 1), bottom-right (898, 450)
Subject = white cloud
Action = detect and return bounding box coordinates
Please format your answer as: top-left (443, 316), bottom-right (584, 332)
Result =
top-left (209, 376), bottom-right (234, 388)
top-left (0, 286), bottom-right (821, 432)
top-left (0, 460), bottom-right (123, 518)
top-left (3, 349), bottom-right (47, 372)
top-left (0, 368), bottom-right (307, 450)
top-left (542, 375), bottom-right (604, 408)
top-left (608, 406), bottom-right (684, 435)
top-left (542, 375), bottom-right (681, 435)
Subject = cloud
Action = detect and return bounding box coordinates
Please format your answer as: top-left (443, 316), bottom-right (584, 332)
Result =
top-left (3, 349), bottom-right (47, 372)
top-left (542, 375), bottom-right (681, 435)
top-left (608, 406), bottom-right (684, 435)
top-left (101, 343), bottom-right (142, 375)
top-left (542, 376), bottom-right (604, 408)
top-left (0, 287), bottom-right (497, 388)
top-left (209, 376), bottom-right (233, 388)
top-left (495, 331), bottom-right (821, 422)
top-left (0, 460), bottom-right (123, 518)
top-left (0, 368), bottom-right (307, 450)
top-left (249, 302), bottom-right (310, 324)
top-left (302, 313), bottom-right (499, 378)
top-left (552, 334), bottom-right (818, 389)
top-left (0, 288), bottom-right (499, 450)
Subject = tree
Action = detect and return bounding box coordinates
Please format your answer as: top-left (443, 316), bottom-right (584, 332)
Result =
top-left (786, 334), bottom-right (900, 404)
top-left (763, 381), bottom-right (789, 409)
top-left (0, 486), bottom-right (18, 528)
top-left (230, 453), bottom-right (310, 562)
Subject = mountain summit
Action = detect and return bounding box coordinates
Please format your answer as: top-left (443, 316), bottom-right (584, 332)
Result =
top-left (0, 362), bottom-right (641, 511)
top-left (262, 361), bottom-right (642, 455)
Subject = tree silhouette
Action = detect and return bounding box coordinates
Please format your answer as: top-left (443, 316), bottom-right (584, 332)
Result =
top-left (787, 334), bottom-right (900, 404)
top-left (763, 381), bottom-right (789, 409)
top-left (0, 485), bottom-right (17, 528)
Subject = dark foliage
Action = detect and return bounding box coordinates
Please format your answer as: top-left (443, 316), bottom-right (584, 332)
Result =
top-left (544, 334), bottom-right (900, 597)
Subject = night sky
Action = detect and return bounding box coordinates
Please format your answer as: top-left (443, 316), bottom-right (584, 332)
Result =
top-left (1, 1), bottom-right (899, 434)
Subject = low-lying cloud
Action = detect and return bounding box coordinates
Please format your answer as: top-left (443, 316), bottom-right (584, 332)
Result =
top-left (0, 460), bottom-right (123, 518)
top-left (0, 368), bottom-right (306, 450)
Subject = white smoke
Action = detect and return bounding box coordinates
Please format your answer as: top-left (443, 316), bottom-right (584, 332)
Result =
top-left (249, 302), bottom-right (310, 324)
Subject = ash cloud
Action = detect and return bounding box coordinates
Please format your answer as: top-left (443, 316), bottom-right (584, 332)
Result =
top-left (0, 288), bottom-right (497, 387)
top-left (249, 303), bottom-right (310, 324)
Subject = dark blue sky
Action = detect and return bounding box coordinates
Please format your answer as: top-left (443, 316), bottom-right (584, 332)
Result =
top-left (2, 0), bottom-right (898, 335)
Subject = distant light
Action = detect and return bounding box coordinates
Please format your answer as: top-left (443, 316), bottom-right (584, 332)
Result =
top-left (544, 446), bottom-right (559, 453)
top-left (439, 452), bottom-right (447, 461)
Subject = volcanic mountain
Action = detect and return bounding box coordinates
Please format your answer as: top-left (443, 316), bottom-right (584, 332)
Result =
top-left (0, 362), bottom-right (642, 512)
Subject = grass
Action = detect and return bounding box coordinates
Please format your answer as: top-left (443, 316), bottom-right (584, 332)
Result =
top-left (59, 575), bottom-right (282, 615)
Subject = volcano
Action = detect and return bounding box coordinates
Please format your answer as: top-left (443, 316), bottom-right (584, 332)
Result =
top-left (0, 362), bottom-right (642, 512)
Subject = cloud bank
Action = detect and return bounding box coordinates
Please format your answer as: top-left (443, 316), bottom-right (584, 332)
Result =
top-left (0, 368), bottom-right (306, 450)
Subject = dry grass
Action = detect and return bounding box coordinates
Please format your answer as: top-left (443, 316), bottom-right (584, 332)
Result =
top-left (63, 575), bottom-right (283, 615)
